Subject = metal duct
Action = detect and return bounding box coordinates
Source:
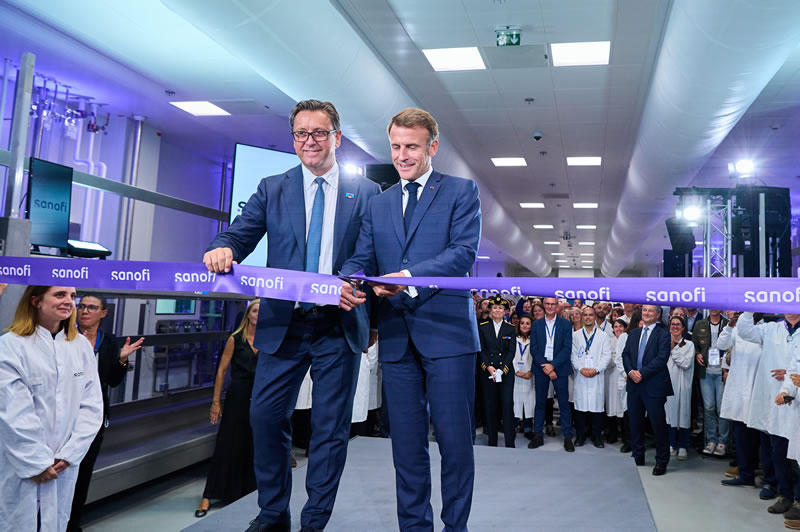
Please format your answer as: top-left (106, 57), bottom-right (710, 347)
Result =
top-left (602, 0), bottom-right (800, 277)
top-left (161, 0), bottom-right (552, 276)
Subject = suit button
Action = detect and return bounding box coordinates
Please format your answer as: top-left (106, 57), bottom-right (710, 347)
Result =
top-left (402, 259), bottom-right (408, 264)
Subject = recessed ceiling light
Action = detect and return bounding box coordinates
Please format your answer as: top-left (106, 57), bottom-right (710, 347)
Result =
top-left (169, 101), bottom-right (230, 116)
top-left (580, 253), bottom-right (594, 256)
top-left (567, 157), bottom-right (602, 166)
top-left (573, 203), bottom-right (598, 209)
top-left (520, 202), bottom-right (545, 208)
top-left (560, 265), bottom-right (571, 268)
top-left (492, 157), bottom-right (527, 167)
top-left (555, 259), bottom-right (568, 263)
top-left (422, 47), bottom-right (486, 71)
top-left (551, 252), bottom-right (565, 256)
top-left (477, 255), bottom-right (491, 259)
top-left (576, 225), bottom-right (597, 230)
top-left (578, 242), bottom-right (595, 246)
top-left (695, 241), bottom-right (703, 245)
top-left (534, 224), bottom-right (554, 229)
top-left (582, 266), bottom-right (593, 269)
top-left (544, 241), bottom-right (560, 245)
top-left (551, 41), bottom-right (611, 67)
top-left (581, 260), bottom-right (593, 263)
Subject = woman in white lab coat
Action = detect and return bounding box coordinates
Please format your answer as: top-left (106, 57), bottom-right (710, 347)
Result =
top-left (513, 315), bottom-right (535, 437)
top-left (0, 286), bottom-right (103, 532)
top-left (571, 306), bottom-right (612, 447)
top-left (604, 319), bottom-right (628, 444)
top-left (664, 316), bottom-right (695, 460)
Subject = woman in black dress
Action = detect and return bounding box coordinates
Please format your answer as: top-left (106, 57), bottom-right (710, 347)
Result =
top-left (195, 299), bottom-right (260, 517)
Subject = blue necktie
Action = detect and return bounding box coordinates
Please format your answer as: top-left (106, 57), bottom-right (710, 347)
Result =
top-left (302, 177), bottom-right (325, 310)
top-left (404, 181), bottom-right (420, 234)
top-left (637, 326), bottom-right (649, 370)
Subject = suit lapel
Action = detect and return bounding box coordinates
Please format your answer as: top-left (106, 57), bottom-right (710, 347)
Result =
top-left (333, 174), bottom-right (357, 269)
top-left (282, 166), bottom-right (306, 260)
top-left (405, 171), bottom-right (442, 245)
top-left (390, 184), bottom-right (405, 245)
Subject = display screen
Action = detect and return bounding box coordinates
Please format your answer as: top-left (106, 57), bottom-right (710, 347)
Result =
top-left (26, 158), bottom-right (73, 248)
top-left (155, 299), bottom-right (196, 315)
top-left (229, 143), bottom-right (298, 267)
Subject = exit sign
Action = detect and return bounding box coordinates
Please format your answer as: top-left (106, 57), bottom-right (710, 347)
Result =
top-left (496, 28), bottom-right (520, 47)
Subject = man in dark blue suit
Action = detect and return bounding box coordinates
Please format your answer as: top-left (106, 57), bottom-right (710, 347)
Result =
top-left (622, 303), bottom-right (674, 475)
top-left (529, 297), bottom-right (576, 451)
top-left (204, 100), bottom-right (380, 532)
top-left (340, 108), bottom-right (480, 532)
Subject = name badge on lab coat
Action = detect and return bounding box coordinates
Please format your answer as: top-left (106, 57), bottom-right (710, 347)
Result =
top-left (585, 355), bottom-right (594, 367)
top-left (708, 350), bottom-right (721, 366)
top-left (545, 344), bottom-right (554, 361)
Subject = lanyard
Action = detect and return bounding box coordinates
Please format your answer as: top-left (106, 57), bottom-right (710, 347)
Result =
top-left (517, 341), bottom-right (529, 357)
top-left (93, 330), bottom-right (103, 356)
top-left (583, 328), bottom-right (597, 352)
top-left (785, 320), bottom-right (799, 343)
top-left (598, 321), bottom-right (606, 331)
top-left (545, 319), bottom-right (556, 342)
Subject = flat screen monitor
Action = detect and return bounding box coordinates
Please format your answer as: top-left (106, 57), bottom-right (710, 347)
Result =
top-left (26, 158), bottom-right (73, 249)
top-left (155, 299), bottom-right (196, 315)
top-left (229, 143), bottom-right (298, 266)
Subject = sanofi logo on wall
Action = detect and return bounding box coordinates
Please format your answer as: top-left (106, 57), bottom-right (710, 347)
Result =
top-left (33, 199), bottom-right (69, 212)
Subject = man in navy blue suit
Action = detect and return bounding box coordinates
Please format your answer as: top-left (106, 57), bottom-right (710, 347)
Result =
top-left (339, 108), bottom-right (481, 532)
top-left (622, 303), bottom-right (673, 476)
top-left (204, 100), bottom-right (380, 532)
top-left (528, 297), bottom-right (576, 451)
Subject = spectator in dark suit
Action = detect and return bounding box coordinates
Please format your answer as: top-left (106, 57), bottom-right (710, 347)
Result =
top-left (478, 297), bottom-right (517, 448)
top-left (622, 304), bottom-right (674, 476)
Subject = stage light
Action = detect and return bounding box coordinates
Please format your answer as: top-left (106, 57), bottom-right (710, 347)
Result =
top-left (343, 163), bottom-right (358, 174)
top-left (683, 206), bottom-right (702, 221)
top-left (728, 159), bottom-right (755, 178)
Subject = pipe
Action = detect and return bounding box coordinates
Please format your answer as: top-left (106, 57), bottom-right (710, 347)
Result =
top-left (117, 116), bottom-right (144, 261)
top-left (4, 52), bottom-right (34, 218)
top-left (33, 80), bottom-right (46, 158)
top-left (0, 58), bottom-right (10, 149)
top-left (601, 0), bottom-right (800, 277)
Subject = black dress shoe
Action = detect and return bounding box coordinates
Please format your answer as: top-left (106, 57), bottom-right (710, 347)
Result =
top-left (652, 463), bottom-right (667, 476)
top-left (564, 437), bottom-right (575, 452)
top-left (606, 435), bottom-right (618, 445)
top-left (244, 518), bottom-right (291, 532)
top-left (194, 508), bottom-right (208, 518)
top-left (575, 435), bottom-right (586, 447)
top-left (634, 457), bottom-right (645, 466)
top-left (592, 437), bottom-right (605, 449)
top-left (545, 424), bottom-right (556, 437)
top-left (528, 434), bottom-right (544, 449)
top-left (620, 442), bottom-right (632, 453)
top-left (524, 432), bottom-right (534, 440)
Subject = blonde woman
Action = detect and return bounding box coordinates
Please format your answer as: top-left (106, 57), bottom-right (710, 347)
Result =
top-left (0, 285), bottom-right (102, 531)
top-left (195, 300), bottom-right (260, 517)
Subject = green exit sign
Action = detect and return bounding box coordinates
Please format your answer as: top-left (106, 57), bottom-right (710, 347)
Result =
top-left (496, 28), bottom-right (520, 47)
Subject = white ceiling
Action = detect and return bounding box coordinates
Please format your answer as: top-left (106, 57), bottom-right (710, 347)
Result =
top-left (2, 0), bottom-right (799, 273)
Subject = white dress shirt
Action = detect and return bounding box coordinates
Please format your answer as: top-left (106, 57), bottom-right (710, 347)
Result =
top-left (400, 166), bottom-right (433, 296)
top-left (638, 323), bottom-right (656, 352)
top-left (301, 163), bottom-right (339, 276)
top-left (493, 320), bottom-right (502, 337)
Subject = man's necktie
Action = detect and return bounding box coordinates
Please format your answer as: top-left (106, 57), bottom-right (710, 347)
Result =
top-left (302, 177), bottom-right (325, 311)
top-left (637, 326), bottom-right (649, 371)
top-left (404, 181), bottom-right (420, 234)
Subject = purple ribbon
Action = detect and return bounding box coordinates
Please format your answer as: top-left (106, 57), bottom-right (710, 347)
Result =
top-left (0, 256), bottom-right (342, 305)
top-left (1, 256), bottom-right (799, 313)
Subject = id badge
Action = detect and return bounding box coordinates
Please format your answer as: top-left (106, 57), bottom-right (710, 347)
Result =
top-left (494, 371), bottom-right (503, 383)
top-left (585, 355), bottom-right (594, 367)
top-left (709, 350), bottom-right (721, 366)
top-left (545, 344), bottom-right (554, 361)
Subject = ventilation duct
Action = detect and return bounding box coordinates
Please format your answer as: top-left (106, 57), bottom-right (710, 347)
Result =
top-left (602, 0), bottom-right (800, 277)
top-left (161, 0), bottom-right (552, 276)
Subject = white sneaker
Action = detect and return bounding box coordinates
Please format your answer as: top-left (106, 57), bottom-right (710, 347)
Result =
top-left (703, 442), bottom-right (716, 455)
top-left (670, 446), bottom-right (678, 456)
top-left (678, 448), bottom-right (688, 461)
top-left (714, 443), bottom-right (727, 457)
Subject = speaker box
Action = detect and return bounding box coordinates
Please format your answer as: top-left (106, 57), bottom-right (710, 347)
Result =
top-left (665, 217), bottom-right (697, 255)
top-left (663, 249), bottom-right (688, 277)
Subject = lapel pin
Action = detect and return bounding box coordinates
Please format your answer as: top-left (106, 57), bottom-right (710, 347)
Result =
top-left (345, 192), bottom-right (355, 199)
top-left (429, 185), bottom-right (434, 190)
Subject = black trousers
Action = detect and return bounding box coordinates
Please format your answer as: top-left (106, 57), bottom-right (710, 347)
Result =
top-left (481, 372), bottom-right (515, 447)
top-left (575, 410), bottom-right (604, 440)
top-left (628, 387), bottom-right (669, 465)
top-left (545, 398), bottom-right (554, 425)
top-left (67, 424), bottom-right (104, 532)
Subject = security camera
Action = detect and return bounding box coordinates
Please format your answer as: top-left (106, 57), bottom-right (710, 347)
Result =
top-left (532, 130), bottom-right (543, 141)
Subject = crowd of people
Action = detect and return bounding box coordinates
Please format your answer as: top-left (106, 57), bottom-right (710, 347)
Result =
top-left (473, 292), bottom-right (800, 528)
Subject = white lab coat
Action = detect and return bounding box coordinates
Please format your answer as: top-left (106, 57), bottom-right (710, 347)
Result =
top-left (665, 340), bottom-right (695, 429)
top-left (512, 336), bottom-right (534, 419)
top-left (718, 325), bottom-right (762, 424)
top-left (779, 352), bottom-right (800, 461)
top-left (352, 342), bottom-right (380, 423)
top-left (604, 334), bottom-right (627, 417)
top-left (571, 327), bottom-right (612, 413)
top-left (368, 357), bottom-right (382, 411)
top-left (0, 327), bottom-right (103, 532)
top-left (738, 313), bottom-right (799, 439)
top-left (296, 369), bottom-right (313, 410)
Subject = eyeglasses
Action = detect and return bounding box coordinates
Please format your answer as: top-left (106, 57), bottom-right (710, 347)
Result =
top-left (78, 304), bottom-right (101, 312)
top-left (291, 129), bottom-right (338, 142)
